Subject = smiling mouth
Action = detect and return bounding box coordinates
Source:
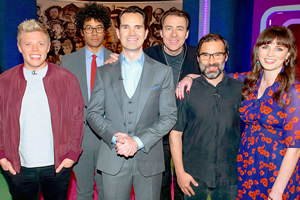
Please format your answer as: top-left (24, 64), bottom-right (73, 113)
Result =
top-left (264, 58), bottom-right (276, 64)
top-left (127, 38), bottom-right (138, 42)
top-left (30, 55), bottom-right (41, 59)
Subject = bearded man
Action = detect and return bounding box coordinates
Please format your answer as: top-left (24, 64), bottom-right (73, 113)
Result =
top-left (169, 33), bottom-right (243, 200)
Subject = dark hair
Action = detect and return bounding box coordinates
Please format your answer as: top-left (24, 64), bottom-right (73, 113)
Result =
top-left (196, 33), bottom-right (229, 56)
top-left (152, 8), bottom-right (164, 18)
top-left (117, 6), bottom-right (147, 29)
top-left (160, 7), bottom-right (190, 30)
top-left (242, 25), bottom-right (298, 108)
top-left (75, 2), bottom-right (111, 31)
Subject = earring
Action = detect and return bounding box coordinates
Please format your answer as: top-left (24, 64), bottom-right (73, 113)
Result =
top-left (256, 58), bottom-right (260, 64)
top-left (284, 59), bottom-right (289, 66)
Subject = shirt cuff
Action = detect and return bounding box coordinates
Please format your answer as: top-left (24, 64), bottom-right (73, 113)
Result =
top-left (133, 136), bottom-right (144, 150)
top-left (112, 136), bottom-right (117, 144)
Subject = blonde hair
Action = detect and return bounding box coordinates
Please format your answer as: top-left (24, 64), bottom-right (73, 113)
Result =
top-left (17, 19), bottom-right (50, 44)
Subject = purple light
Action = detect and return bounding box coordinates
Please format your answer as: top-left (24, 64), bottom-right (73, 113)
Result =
top-left (203, 0), bottom-right (208, 36)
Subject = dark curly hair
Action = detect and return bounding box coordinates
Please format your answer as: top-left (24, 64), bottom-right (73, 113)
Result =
top-left (75, 2), bottom-right (111, 31)
top-left (242, 25), bottom-right (298, 108)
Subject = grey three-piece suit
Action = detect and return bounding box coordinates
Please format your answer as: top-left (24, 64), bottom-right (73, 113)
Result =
top-left (87, 54), bottom-right (177, 199)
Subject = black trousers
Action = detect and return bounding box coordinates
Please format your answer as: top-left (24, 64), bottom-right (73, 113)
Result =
top-left (161, 144), bottom-right (184, 200)
top-left (3, 165), bottom-right (71, 200)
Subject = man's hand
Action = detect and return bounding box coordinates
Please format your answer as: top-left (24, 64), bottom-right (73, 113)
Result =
top-left (103, 53), bottom-right (119, 64)
top-left (115, 133), bottom-right (138, 157)
top-left (55, 158), bottom-right (75, 173)
top-left (0, 158), bottom-right (16, 175)
top-left (176, 74), bottom-right (200, 100)
top-left (177, 171), bottom-right (198, 197)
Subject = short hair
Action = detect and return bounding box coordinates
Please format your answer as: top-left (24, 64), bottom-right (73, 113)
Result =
top-left (117, 6), bottom-right (148, 29)
top-left (51, 39), bottom-right (61, 46)
top-left (50, 21), bottom-right (63, 29)
top-left (153, 8), bottom-right (164, 17)
top-left (160, 8), bottom-right (190, 30)
top-left (17, 19), bottom-right (50, 44)
top-left (196, 33), bottom-right (229, 57)
top-left (76, 2), bottom-right (111, 31)
top-left (62, 39), bottom-right (72, 47)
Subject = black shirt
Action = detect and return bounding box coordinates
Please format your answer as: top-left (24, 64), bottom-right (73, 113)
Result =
top-left (174, 73), bottom-right (244, 188)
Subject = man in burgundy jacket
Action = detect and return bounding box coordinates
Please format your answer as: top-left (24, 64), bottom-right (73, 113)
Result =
top-left (0, 19), bottom-right (84, 200)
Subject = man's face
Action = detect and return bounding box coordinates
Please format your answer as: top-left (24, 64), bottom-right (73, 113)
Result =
top-left (160, 15), bottom-right (189, 56)
top-left (82, 19), bottom-right (105, 52)
top-left (52, 24), bottom-right (62, 37)
top-left (153, 27), bottom-right (160, 39)
top-left (197, 40), bottom-right (228, 79)
top-left (49, 8), bottom-right (59, 20)
top-left (117, 13), bottom-right (148, 53)
top-left (154, 9), bottom-right (163, 22)
top-left (66, 23), bottom-right (76, 38)
top-left (17, 31), bottom-right (50, 70)
top-left (51, 41), bottom-right (61, 55)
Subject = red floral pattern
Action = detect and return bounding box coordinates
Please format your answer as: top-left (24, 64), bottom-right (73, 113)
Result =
top-left (234, 72), bottom-right (300, 200)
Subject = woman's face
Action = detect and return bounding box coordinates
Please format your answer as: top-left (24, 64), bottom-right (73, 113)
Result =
top-left (258, 39), bottom-right (290, 73)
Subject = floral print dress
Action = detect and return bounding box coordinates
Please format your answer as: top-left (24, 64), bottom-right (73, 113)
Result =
top-left (235, 72), bottom-right (300, 200)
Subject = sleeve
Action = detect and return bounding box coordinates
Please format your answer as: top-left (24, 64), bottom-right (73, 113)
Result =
top-left (86, 69), bottom-right (119, 148)
top-left (0, 84), bottom-right (5, 159)
top-left (137, 67), bottom-right (178, 153)
top-left (282, 82), bottom-right (300, 148)
top-left (228, 72), bottom-right (251, 82)
top-left (67, 74), bottom-right (85, 162)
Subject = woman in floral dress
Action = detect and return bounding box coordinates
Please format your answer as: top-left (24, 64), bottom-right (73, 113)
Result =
top-left (236, 26), bottom-right (300, 200)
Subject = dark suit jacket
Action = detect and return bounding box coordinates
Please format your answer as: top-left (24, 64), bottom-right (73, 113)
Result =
top-left (87, 54), bottom-right (177, 176)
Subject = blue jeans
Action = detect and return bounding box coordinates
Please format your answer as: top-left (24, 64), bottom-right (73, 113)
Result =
top-left (184, 184), bottom-right (237, 200)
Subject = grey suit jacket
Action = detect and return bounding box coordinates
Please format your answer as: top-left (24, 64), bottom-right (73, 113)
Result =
top-left (60, 47), bottom-right (111, 125)
top-left (87, 54), bottom-right (177, 176)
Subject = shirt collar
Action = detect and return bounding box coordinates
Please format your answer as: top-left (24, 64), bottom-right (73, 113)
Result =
top-left (85, 46), bottom-right (104, 59)
top-left (121, 52), bottom-right (145, 67)
top-left (199, 71), bottom-right (228, 87)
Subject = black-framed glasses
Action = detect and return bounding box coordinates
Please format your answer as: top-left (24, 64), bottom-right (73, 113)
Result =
top-left (83, 26), bottom-right (104, 34)
top-left (199, 52), bottom-right (226, 61)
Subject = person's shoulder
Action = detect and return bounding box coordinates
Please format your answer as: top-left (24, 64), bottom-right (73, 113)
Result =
top-left (289, 80), bottom-right (300, 93)
top-left (62, 48), bottom-right (84, 61)
top-left (145, 54), bottom-right (169, 70)
top-left (48, 62), bottom-right (77, 79)
top-left (99, 60), bottom-right (120, 73)
top-left (0, 64), bottom-right (22, 80)
top-left (186, 45), bottom-right (197, 54)
top-left (144, 44), bottom-right (162, 55)
top-left (226, 74), bottom-right (244, 87)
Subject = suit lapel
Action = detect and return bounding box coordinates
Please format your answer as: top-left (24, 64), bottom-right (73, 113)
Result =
top-left (110, 62), bottom-right (124, 118)
top-left (136, 56), bottom-right (155, 123)
top-left (77, 48), bottom-right (89, 104)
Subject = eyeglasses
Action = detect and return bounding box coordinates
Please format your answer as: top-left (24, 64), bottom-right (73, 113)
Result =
top-left (83, 26), bottom-right (104, 34)
top-left (199, 52), bottom-right (226, 61)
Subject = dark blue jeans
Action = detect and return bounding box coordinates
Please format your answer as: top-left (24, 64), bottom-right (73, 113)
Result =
top-left (184, 184), bottom-right (237, 200)
top-left (3, 165), bottom-right (71, 200)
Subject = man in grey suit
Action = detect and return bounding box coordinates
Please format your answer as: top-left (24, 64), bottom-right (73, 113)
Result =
top-left (60, 3), bottom-right (111, 200)
top-left (87, 6), bottom-right (177, 200)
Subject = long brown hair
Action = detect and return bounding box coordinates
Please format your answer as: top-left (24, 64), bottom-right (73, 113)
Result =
top-left (242, 25), bottom-right (298, 108)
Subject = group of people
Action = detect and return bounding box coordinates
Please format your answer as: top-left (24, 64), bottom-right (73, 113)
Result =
top-left (0, 2), bottom-right (299, 200)
top-left (38, 3), bottom-right (166, 66)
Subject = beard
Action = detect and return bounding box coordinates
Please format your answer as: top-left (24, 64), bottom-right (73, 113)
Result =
top-left (199, 62), bottom-right (225, 79)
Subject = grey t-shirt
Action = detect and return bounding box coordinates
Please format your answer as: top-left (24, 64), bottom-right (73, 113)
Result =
top-left (19, 66), bottom-right (54, 167)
